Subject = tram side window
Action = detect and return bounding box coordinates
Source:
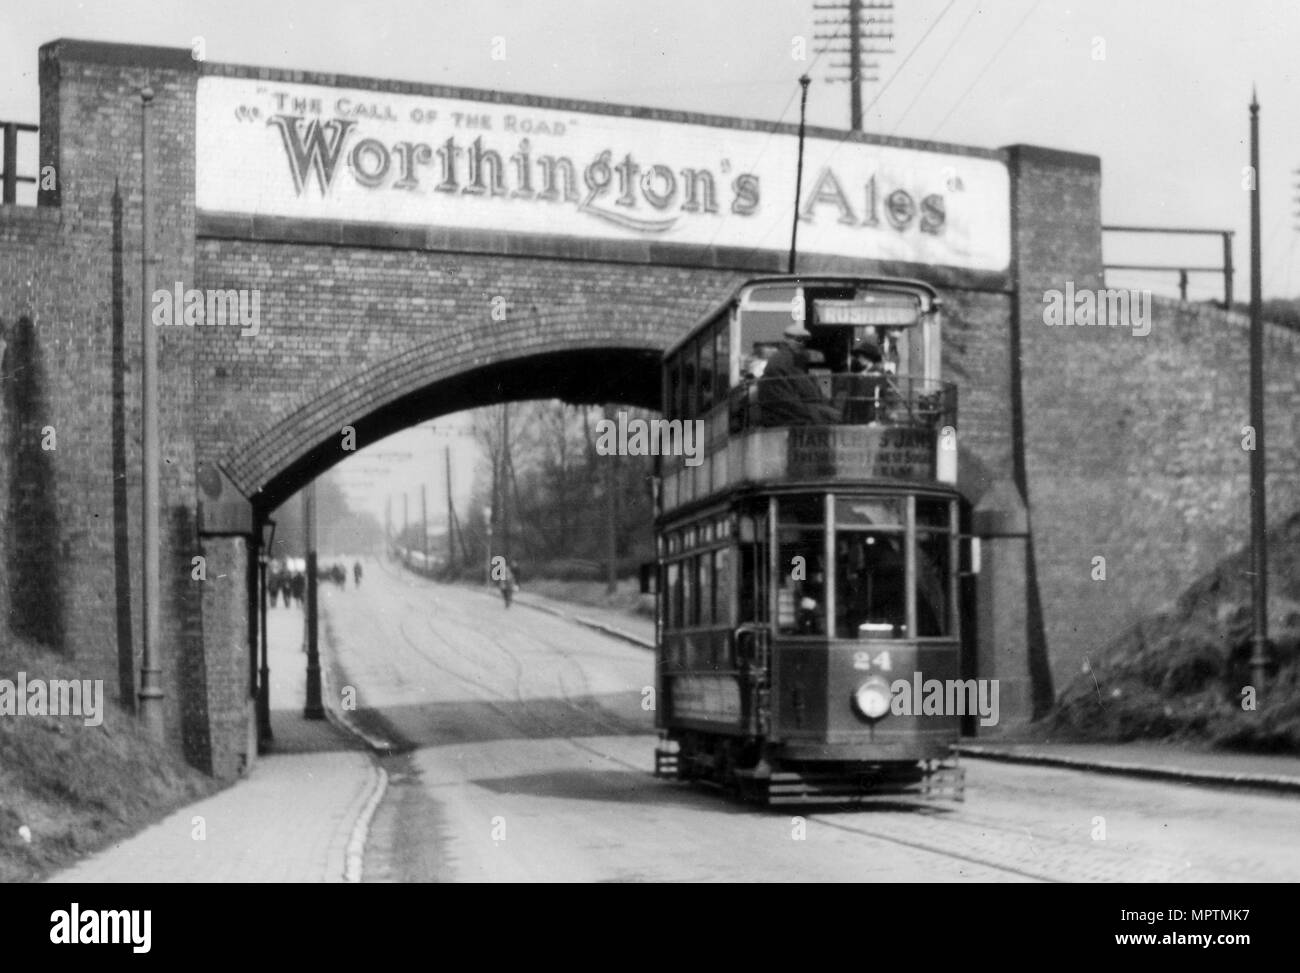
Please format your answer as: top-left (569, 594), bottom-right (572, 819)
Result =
top-left (915, 531), bottom-right (951, 637)
top-left (738, 511), bottom-right (768, 624)
top-left (739, 544), bottom-right (758, 623)
top-left (835, 530), bottom-right (907, 639)
top-left (683, 555), bottom-right (696, 628)
top-left (712, 548), bottom-right (730, 627)
top-left (777, 528), bottom-right (826, 636)
top-left (682, 343), bottom-right (698, 419)
top-left (699, 335), bottom-right (715, 413)
top-left (667, 359), bottom-right (682, 421)
top-left (666, 561), bottom-right (681, 630)
top-left (696, 553), bottom-right (713, 627)
top-left (714, 323), bottom-right (730, 403)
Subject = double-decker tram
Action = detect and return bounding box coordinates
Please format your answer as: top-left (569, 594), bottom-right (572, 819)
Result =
top-left (653, 274), bottom-right (964, 804)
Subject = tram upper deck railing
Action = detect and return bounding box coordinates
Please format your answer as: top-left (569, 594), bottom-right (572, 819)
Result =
top-left (727, 373), bottom-right (956, 434)
top-left (657, 373), bottom-right (958, 514)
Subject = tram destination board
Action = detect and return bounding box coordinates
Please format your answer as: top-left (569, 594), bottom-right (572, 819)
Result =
top-left (787, 425), bottom-right (935, 481)
top-left (813, 297), bottom-right (922, 327)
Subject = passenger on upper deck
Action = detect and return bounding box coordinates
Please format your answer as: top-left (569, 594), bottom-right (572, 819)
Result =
top-left (756, 324), bottom-right (840, 427)
top-left (836, 338), bottom-right (899, 425)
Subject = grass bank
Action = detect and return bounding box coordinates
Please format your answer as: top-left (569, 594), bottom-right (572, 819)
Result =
top-left (520, 577), bottom-right (655, 622)
top-left (1048, 512), bottom-right (1300, 751)
top-left (0, 634), bottom-right (220, 883)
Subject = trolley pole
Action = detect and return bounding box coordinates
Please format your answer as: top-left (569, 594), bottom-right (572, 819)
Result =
top-left (789, 74), bottom-right (811, 274)
top-left (138, 85), bottom-right (165, 742)
top-left (848, 0), bottom-right (862, 132)
top-left (1247, 89), bottom-right (1270, 696)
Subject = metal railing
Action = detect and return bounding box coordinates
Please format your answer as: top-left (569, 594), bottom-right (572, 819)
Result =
top-left (1102, 225), bottom-right (1234, 307)
top-left (1, 121), bottom-right (38, 204)
top-left (727, 373), bottom-right (957, 433)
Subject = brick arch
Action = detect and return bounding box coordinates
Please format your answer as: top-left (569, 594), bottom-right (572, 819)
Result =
top-left (220, 309), bottom-right (690, 510)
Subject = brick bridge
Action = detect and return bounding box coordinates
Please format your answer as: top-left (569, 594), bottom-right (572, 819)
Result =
top-left (2, 40), bottom-right (1297, 777)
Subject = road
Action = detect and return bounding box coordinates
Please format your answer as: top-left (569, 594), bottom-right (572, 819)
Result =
top-left (320, 558), bottom-right (1300, 883)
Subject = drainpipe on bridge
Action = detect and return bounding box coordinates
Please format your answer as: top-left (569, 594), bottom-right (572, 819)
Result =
top-left (138, 85), bottom-right (165, 742)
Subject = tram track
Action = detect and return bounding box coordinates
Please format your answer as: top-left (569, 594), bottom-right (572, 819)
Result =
top-left (352, 560), bottom-right (1285, 882)
top-left (372, 557), bottom-right (650, 774)
top-left (373, 563), bottom-right (1078, 881)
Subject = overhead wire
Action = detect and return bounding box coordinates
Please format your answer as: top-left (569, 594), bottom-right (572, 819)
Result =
top-left (927, 0), bottom-right (1042, 139)
top-left (701, 8), bottom-right (848, 253)
top-left (890, 0), bottom-right (982, 136)
top-left (731, 0), bottom-right (963, 259)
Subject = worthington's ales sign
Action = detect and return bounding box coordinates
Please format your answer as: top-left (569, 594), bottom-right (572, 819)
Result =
top-left (196, 76), bottom-right (1011, 272)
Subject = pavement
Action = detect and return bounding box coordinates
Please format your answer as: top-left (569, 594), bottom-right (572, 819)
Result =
top-left (513, 585), bottom-right (1300, 796)
top-left (48, 595), bottom-right (380, 884)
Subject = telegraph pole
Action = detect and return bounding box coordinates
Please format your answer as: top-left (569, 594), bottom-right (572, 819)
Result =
top-left (1247, 89), bottom-right (1270, 696)
top-left (420, 483), bottom-right (428, 564)
top-left (813, 0), bottom-right (895, 131)
top-left (138, 84), bottom-right (165, 741)
top-left (500, 404), bottom-right (511, 560)
top-left (445, 445), bottom-right (456, 571)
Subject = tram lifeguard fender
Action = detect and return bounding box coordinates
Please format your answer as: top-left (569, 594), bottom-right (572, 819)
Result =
top-left (971, 479), bottom-right (1028, 538)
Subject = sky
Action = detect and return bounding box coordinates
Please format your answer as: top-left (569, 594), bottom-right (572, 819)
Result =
top-left (2, 0), bottom-right (1297, 521)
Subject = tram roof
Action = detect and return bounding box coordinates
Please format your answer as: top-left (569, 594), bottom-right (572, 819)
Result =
top-left (664, 274), bottom-right (942, 360)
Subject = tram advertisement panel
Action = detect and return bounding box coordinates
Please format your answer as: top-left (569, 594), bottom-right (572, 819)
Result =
top-left (196, 76), bottom-right (1010, 274)
top-left (787, 425), bottom-right (935, 481)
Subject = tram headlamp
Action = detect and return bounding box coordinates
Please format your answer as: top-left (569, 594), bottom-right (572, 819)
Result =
top-left (853, 677), bottom-right (892, 721)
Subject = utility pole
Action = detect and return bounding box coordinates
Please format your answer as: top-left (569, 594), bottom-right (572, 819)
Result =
top-left (501, 404), bottom-right (511, 560)
top-left (420, 483), bottom-right (428, 564)
top-left (138, 84), bottom-right (164, 742)
top-left (445, 445), bottom-right (456, 572)
top-left (813, 0), bottom-right (895, 131)
top-left (1247, 88), bottom-right (1270, 697)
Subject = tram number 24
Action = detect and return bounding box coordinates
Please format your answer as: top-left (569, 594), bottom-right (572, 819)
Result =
top-left (853, 651), bottom-right (892, 672)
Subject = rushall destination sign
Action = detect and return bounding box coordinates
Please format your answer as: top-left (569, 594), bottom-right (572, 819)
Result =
top-left (196, 77), bottom-right (1011, 272)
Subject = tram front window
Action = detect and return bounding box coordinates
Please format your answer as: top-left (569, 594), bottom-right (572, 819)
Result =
top-left (835, 531), bottom-right (907, 638)
top-left (915, 530), bottom-right (951, 637)
top-left (777, 528), bottom-right (825, 636)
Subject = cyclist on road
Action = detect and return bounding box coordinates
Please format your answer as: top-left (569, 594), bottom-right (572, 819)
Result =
top-left (498, 559), bottom-right (521, 608)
